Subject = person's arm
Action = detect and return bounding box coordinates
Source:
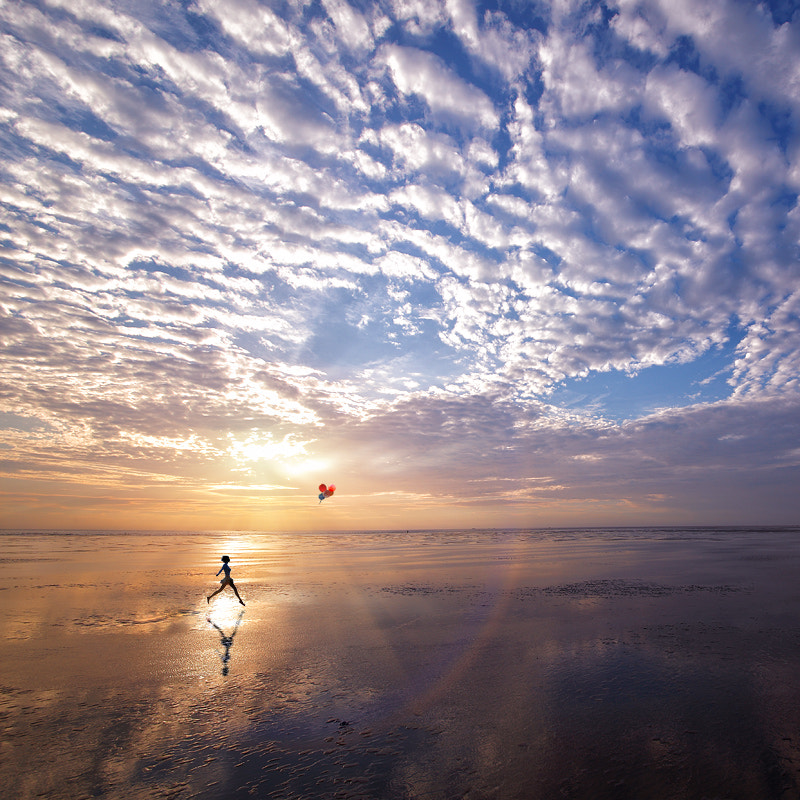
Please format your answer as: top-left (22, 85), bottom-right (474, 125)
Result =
top-left (216, 566), bottom-right (223, 576)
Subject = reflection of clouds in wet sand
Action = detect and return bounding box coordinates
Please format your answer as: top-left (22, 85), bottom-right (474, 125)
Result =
top-left (531, 630), bottom-right (792, 799)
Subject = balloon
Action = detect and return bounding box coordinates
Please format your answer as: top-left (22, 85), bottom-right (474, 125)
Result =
top-left (317, 482), bottom-right (337, 502)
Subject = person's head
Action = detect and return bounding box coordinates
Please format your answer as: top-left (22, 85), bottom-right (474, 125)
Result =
top-left (221, 555), bottom-right (230, 563)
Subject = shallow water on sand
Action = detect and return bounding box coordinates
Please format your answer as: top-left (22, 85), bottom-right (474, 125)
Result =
top-left (2, 527), bottom-right (800, 799)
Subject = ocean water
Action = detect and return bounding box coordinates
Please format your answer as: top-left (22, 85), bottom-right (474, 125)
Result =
top-left (2, 527), bottom-right (800, 799)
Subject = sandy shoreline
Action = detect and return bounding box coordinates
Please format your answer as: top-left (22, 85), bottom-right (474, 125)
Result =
top-left (2, 528), bottom-right (800, 799)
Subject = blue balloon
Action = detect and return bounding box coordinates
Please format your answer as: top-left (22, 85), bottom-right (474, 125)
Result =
top-left (318, 492), bottom-right (325, 500)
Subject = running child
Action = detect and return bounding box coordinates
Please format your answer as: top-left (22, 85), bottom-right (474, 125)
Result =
top-left (207, 555), bottom-right (245, 605)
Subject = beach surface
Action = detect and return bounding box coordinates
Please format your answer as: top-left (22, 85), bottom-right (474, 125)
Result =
top-left (2, 527), bottom-right (800, 799)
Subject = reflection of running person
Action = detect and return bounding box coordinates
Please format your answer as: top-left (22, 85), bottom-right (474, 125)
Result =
top-left (207, 555), bottom-right (245, 605)
top-left (208, 609), bottom-right (244, 675)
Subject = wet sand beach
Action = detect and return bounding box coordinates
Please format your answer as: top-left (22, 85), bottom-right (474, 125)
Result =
top-left (2, 528), bottom-right (800, 799)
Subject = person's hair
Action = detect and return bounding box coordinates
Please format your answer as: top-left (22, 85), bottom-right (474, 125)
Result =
top-left (221, 555), bottom-right (230, 562)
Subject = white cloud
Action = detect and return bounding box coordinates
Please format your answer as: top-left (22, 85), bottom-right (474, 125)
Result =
top-left (466, 137), bottom-right (498, 169)
top-left (499, 92), bottom-right (564, 199)
top-left (377, 43), bottom-right (500, 131)
top-left (320, 0), bottom-right (374, 55)
top-left (374, 250), bottom-right (438, 280)
top-left (644, 65), bottom-right (720, 148)
top-left (733, 290), bottom-right (800, 396)
top-left (610, 2), bottom-right (670, 58)
top-left (540, 30), bottom-right (642, 119)
top-left (378, 122), bottom-right (466, 177)
top-left (389, 0), bottom-right (448, 36)
top-left (194, 0), bottom-right (294, 57)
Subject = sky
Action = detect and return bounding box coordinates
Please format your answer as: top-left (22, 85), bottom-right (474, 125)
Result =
top-left (1, 0), bottom-right (800, 532)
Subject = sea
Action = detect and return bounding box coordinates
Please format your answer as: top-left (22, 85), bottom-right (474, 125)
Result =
top-left (2, 526), bottom-right (800, 799)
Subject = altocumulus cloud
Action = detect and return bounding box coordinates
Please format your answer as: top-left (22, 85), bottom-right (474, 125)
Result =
top-left (1, 0), bottom-right (799, 529)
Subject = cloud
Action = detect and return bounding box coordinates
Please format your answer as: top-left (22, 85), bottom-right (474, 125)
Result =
top-left (732, 290), bottom-right (800, 396)
top-left (446, 0), bottom-right (541, 82)
top-left (194, 0), bottom-right (294, 57)
top-left (540, 30), bottom-right (642, 119)
top-left (378, 43), bottom-right (500, 132)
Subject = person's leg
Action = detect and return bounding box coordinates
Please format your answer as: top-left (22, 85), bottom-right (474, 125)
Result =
top-left (207, 583), bottom-right (224, 602)
top-left (230, 580), bottom-right (245, 605)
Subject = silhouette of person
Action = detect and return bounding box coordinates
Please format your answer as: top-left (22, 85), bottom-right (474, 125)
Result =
top-left (207, 555), bottom-right (245, 605)
top-left (208, 609), bottom-right (244, 675)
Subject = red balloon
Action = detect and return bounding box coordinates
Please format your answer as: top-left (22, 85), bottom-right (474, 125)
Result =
top-left (328, 484), bottom-right (336, 492)
top-left (318, 483), bottom-right (327, 492)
